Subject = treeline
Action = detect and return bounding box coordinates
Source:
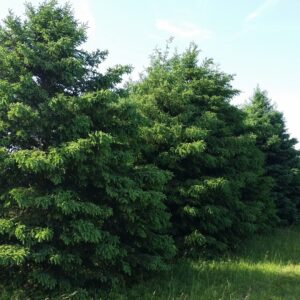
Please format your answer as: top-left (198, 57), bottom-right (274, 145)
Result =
top-left (0, 1), bottom-right (299, 297)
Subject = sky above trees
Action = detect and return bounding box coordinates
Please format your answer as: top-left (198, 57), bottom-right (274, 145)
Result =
top-left (0, 0), bottom-right (299, 147)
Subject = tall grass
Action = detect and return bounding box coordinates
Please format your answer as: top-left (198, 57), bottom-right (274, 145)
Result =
top-left (116, 226), bottom-right (300, 300)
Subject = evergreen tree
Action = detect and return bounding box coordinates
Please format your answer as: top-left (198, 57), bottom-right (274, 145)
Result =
top-left (244, 88), bottom-right (300, 224)
top-left (0, 1), bottom-right (175, 293)
top-left (132, 45), bottom-right (276, 255)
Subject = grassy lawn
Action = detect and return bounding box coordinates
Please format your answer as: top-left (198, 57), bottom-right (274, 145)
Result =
top-left (116, 226), bottom-right (300, 300)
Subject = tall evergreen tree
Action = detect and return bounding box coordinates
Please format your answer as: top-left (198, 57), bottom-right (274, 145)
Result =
top-left (0, 1), bottom-right (175, 293)
top-left (244, 88), bottom-right (300, 224)
top-left (132, 45), bottom-right (276, 255)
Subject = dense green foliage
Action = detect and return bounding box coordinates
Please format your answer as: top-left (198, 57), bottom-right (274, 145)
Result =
top-left (244, 88), bottom-right (300, 224)
top-left (0, 0), bottom-right (175, 293)
top-left (132, 45), bottom-right (276, 255)
top-left (0, 1), bottom-right (299, 297)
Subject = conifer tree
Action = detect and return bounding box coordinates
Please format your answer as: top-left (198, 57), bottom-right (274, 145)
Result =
top-left (132, 45), bottom-right (276, 255)
top-left (0, 1), bottom-right (175, 293)
top-left (244, 88), bottom-right (300, 224)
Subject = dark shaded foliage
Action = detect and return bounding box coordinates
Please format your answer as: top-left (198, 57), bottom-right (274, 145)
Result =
top-left (132, 45), bottom-right (276, 255)
top-left (244, 88), bottom-right (300, 224)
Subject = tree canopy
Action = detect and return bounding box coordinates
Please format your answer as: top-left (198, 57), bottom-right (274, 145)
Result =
top-left (0, 1), bottom-right (299, 297)
top-left (244, 88), bottom-right (300, 224)
top-left (0, 0), bottom-right (175, 293)
top-left (132, 45), bottom-right (276, 255)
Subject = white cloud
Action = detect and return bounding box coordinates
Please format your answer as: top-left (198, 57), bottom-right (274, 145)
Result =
top-left (245, 0), bottom-right (279, 22)
top-left (155, 19), bottom-right (212, 40)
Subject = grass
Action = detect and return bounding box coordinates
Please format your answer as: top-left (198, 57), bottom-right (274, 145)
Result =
top-left (115, 226), bottom-right (300, 300)
top-left (1, 226), bottom-right (300, 299)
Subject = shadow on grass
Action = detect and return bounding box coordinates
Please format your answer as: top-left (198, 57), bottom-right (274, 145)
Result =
top-left (236, 226), bottom-right (300, 265)
top-left (117, 226), bottom-right (300, 300)
top-left (118, 259), bottom-right (300, 300)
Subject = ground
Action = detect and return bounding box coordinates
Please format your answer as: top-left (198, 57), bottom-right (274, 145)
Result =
top-left (117, 226), bottom-right (300, 300)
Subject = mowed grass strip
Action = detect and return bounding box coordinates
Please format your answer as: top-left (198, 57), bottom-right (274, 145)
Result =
top-left (117, 226), bottom-right (300, 300)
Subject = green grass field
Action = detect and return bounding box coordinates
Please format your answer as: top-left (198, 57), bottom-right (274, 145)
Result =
top-left (1, 226), bottom-right (300, 299)
top-left (116, 226), bottom-right (300, 300)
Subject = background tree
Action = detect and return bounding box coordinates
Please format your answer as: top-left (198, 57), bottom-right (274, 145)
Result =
top-left (132, 44), bottom-right (276, 255)
top-left (244, 88), bottom-right (300, 224)
top-left (0, 0), bottom-right (175, 294)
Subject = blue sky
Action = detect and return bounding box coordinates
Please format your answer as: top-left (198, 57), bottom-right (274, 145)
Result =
top-left (0, 0), bottom-right (299, 146)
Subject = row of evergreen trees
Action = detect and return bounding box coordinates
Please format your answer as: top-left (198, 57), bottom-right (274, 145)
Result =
top-left (0, 1), bottom-right (299, 296)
